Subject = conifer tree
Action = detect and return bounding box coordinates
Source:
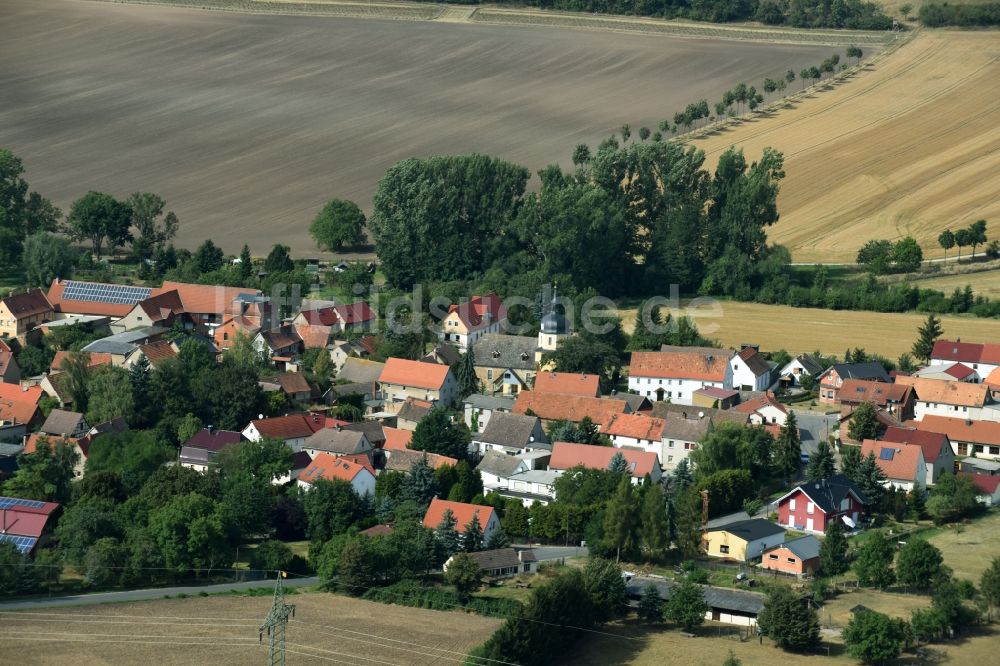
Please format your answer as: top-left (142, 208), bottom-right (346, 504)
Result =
top-left (773, 412), bottom-right (801, 481)
top-left (602, 475), bottom-right (638, 562)
top-left (452, 345), bottom-right (481, 399)
top-left (640, 484), bottom-right (670, 557)
top-left (819, 521), bottom-right (849, 575)
top-left (911, 314), bottom-right (943, 363)
top-left (608, 451), bottom-right (630, 475)
top-left (238, 244), bottom-right (253, 284)
top-left (806, 440), bottom-right (836, 481)
top-left (434, 509), bottom-right (460, 561)
top-left (462, 513), bottom-right (484, 552)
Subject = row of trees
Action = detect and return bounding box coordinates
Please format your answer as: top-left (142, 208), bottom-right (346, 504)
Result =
top-left (938, 219), bottom-right (989, 261)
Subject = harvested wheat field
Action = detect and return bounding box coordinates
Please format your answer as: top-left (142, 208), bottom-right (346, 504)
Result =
top-left (692, 30), bottom-right (1000, 264)
top-left (903, 265), bottom-right (1000, 299)
top-left (618, 301), bottom-right (1000, 358)
top-left (0, 0), bottom-right (836, 255)
top-left (0, 592), bottom-right (500, 665)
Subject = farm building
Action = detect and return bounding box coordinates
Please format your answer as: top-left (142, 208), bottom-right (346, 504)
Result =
top-left (626, 579), bottom-right (765, 627)
top-left (702, 519), bottom-right (786, 562)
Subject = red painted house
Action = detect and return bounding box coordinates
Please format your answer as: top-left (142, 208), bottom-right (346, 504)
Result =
top-left (776, 474), bottom-right (867, 534)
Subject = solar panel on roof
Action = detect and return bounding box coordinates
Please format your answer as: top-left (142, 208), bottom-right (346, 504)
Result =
top-left (0, 497), bottom-right (47, 510)
top-left (879, 449), bottom-right (895, 461)
top-left (0, 534), bottom-right (38, 554)
top-left (61, 281), bottom-right (151, 305)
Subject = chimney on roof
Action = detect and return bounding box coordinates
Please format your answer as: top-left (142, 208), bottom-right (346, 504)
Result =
top-left (207, 425), bottom-right (214, 435)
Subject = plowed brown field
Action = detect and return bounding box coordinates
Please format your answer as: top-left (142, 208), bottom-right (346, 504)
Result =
top-left (692, 31), bottom-right (1000, 264)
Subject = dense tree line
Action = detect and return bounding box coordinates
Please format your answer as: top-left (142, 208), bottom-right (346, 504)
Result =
top-left (919, 2), bottom-right (1000, 26)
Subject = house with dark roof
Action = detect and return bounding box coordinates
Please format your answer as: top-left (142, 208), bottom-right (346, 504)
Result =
top-left (259, 372), bottom-right (313, 403)
top-left (123, 339), bottom-right (179, 370)
top-left (692, 386), bottom-right (740, 409)
top-left (292, 301), bottom-right (376, 337)
top-left (628, 346), bottom-right (734, 405)
top-left (81, 327), bottom-right (168, 364)
top-left (338, 357), bottom-right (385, 384)
top-left (396, 397), bottom-right (434, 431)
top-left (882, 426), bottom-right (954, 486)
top-left (476, 450), bottom-right (531, 490)
top-left (472, 334), bottom-right (539, 396)
top-left (443, 548), bottom-right (537, 579)
top-left (0, 288), bottom-right (53, 340)
top-left (382, 448), bottom-right (457, 474)
top-left (254, 325), bottom-right (303, 359)
top-left (179, 427), bottom-right (245, 473)
top-left (817, 362), bottom-right (891, 404)
top-left (439, 294), bottom-right (506, 351)
top-left (702, 519), bottom-right (786, 562)
top-left (471, 412), bottom-right (547, 457)
top-left (421, 344), bottom-right (462, 367)
top-left (112, 289), bottom-right (186, 333)
top-left (463, 394), bottom-right (516, 435)
top-left (778, 354), bottom-right (824, 388)
top-left (626, 579), bottom-right (765, 627)
top-left (302, 427), bottom-right (373, 460)
top-left (777, 474), bottom-right (867, 534)
top-left (762, 535), bottom-right (822, 576)
top-left (342, 420), bottom-right (386, 449)
top-left (730, 346), bottom-right (773, 392)
top-left (861, 439), bottom-right (925, 491)
top-left (151, 281), bottom-right (261, 332)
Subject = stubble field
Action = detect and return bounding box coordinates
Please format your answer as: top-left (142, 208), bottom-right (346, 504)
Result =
top-left (691, 30), bottom-right (1000, 264)
top-left (0, 592), bottom-right (501, 665)
top-left (0, 0), bottom-right (835, 255)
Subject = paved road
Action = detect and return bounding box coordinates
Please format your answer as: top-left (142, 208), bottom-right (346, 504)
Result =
top-left (0, 576), bottom-right (320, 611)
top-left (790, 408), bottom-right (839, 458)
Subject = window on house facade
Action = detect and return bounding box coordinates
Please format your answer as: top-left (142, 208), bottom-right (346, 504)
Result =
top-left (957, 443), bottom-right (968, 455)
top-left (787, 557), bottom-right (796, 563)
top-left (668, 441), bottom-right (674, 448)
top-left (789, 498), bottom-right (796, 510)
top-left (991, 446), bottom-right (1000, 456)
top-left (768, 554), bottom-right (778, 560)
top-left (667, 455), bottom-right (673, 463)
top-left (719, 545), bottom-right (729, 554)
top-left (807, 502), bottom-right (814, 514)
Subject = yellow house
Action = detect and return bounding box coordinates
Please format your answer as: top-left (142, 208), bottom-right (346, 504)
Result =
top-left (0, 289), bottom-right (53, 340)
top-left (439, 293), bottom-right (506, 351)
top-left (702, 519), bottom-right (786, 562)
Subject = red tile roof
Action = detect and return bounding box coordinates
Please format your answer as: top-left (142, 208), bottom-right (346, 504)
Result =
top-left (533, 371), bottom-right (601, 397)
top-left (135, 289), bottom-right (185, 323)
top-left (549, 441), bottom-right (658, 478)
top-left (882, 426), bottom-right (950, 463)
top-left (958, 472), bottom-right (1000, 496)
top-left (694, 386), bottom-right (739, 401)
top-left (248, 413), bottom-right (326, 440)
top-left (630, 348), bottom-right (730, 382)
top-left (379, 357), bottom-right (451, 391)
top-left (1, 288), bottom-right (52, 320)
top-left (0, 383), bottom-right (43, 424)
top-left (907, 415), bottom-right (1000, 447)
top-left (931, 340), bottom-right (1000, 365)
top-left (276, 372), bottom-right (312, 396)
top-left (733, 391), bottom-right (789, 416)
top-left (513, 391), bottom-right (629, 424)
top-left (447, 294), bottom-right (505, 331)
top-left (293, 323), bottom-right (331, 350)
top-left (736, 346), bottom-right (771, 376)
top-left (299, 302), bottom-right (376, 327)
top-left (153, 281), bottom-right (259, 316)
top-left (944, 363), bottom-right (977, 380)
top-left (382, 426), bottom-right (414, 451)
top-left (422, 498), bottom-right (497, 533)
top-left (894, 375), bottom-right (988, 407)
top-left (602, 413), bottom-right (665, 441)
top-left (0, 495), bottom-right (60, 540)
top-left (298, 453), bottom-right (374, 485)
top-left (860, 439), bottom-right (923, 482)
top-left (836, 379), bottom-right (912, 407)
top-left (137, 340), bottom-right (177, 367)
top-left (50, 351), bottom-right (113, 373)
top-left (47, 280), bottom-right (137, 317)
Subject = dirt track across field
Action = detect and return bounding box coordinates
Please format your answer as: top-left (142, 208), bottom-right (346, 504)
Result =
top-left (0, 0), bottom-right (834, 255)
top-left (691, 30), bottom-right (1000, 264)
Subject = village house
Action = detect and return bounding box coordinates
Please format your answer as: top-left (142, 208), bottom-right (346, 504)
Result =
top-left (242, 412), bottom-right (327, 451)
top-left (733, 392), bottom-right (788, 426)
top-left (476, 451), bottom-right (557, 506)
top-left (395, 397), bottom-right (434, 431)
top-left (178, 427), bottom-right (245, 473)
top-left (626, 580), bottom-right (765, 628)
top-left (253, 325), bottom-right (303, 361)
top-left (327, 337), bottom-right (377, 373)
top-left (761, 535), bottom-right (822, 577)
top-left (513, 391), bottom-right (630, 427)
top-left (265, 372), bottom-right (314, 403)
top-left (628, 346), bottom-right (734, 405)
top-left (81, 327), bottom-right (168, 366)
top-left (0, 495), bottom-right (60, 555)
top-left (0, 340), bottom-right (19, 385)
top-left (692, 386), bottom-right (740, 409)
top-left (378, 357), bottom-right (458, 408)
top-left (776, 474), bottom-right (867, 534)
top-left (463, 394), bottom-right (516, 434)
top-left (894, 375), bottom-right (999, 422)
top-left (471, 334), bottom-right (539, 396)
top-left (443, 548), bottom-right (537, 579)
top-left (151, 281), bottom-right (261, 334)
top-left (882, 426), bottom-right (954, 486)
top-left (548, 441), bottom-right (661, 484)
top-left (0, 289), bottom-right (53, 340)
top-left (470, 412), bottom-right (547, 457)
top-left (38, 409), bottom-right (90, 439)
top-left (293, 301), bottom-right (376, 337)
top-left (778, 354), bottom-right (824, 389)
top-left (477, 450), bottom-right (532, 491)
top-left (702, 519), bottom-right (786, 562)
top-left (930, 339), bottom-right (1000, 382)
top-left (123, 339), bottom-right (179, 370)
top-left (730, 345), bottom-right (773, 392)
top-left (660, 416), bottom-right (712, 471)
top-left (817, 362), bottom-right (890, 404)
top-left (602, 412), bottom-right (666, 459)
top-left (422, 498), bottom-right (500, 542)
top-left (908, 415), bottom-right (1000, 461)
top-left (0, 383), bottom-right (43, 429)
top-left (504, 470), bottom-right (559, 506)
top-left (297, 453), bottom-right (376, 496)
top-left (957, 472), bottom-right (1000, 506)
top-left (47, 279), bottom-right (151, 320)
top-left (381, 426), bottom-right (413, 451)
top-left (111, 289), bottom-right (186, 333)
top-left (861, 439), bottom-right (926, 491)
top-left (650, 403), bottom-right (749, 426)
top-left (382, 448), bottom-right (457, 474)
top-left (439, 293), bottom-right (506, 350)
top-left (421, 344), bottom-right (462, 367)
top-left (533, 371), bottom-right (600, 397)
top-left (914, 362), bottom-right (979, 383)
top-left (338, 357), bottom-right (385, 385)
top-left (837, 379), bottom-right (915, 421)
top-left (301, 427), bottom-right (373, 460)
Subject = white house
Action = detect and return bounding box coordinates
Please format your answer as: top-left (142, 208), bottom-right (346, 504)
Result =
top-left (930, 340), bottom-right (1000, 382)
top-left (778, 354), bottom-right (824, 388)
top-left (730, 346), bottom-right (773, 392)
top-left (439, 293), bottom-right (507, 351)
top-left (894, 376), bottom-right (1000, 422)
top-left (504, 470), bottom-right (558, 507)
top-left (470, 412), bottom-right (547, 457)
top-left (861, 440), bottom-right (926, 492)
top-left (422, 498), bottom-right (500, 543)
top-left (378, 357), bottom-right (459, 407)
top-left (297, 453), bottom-right (376, 496)
top-left (732, 392), bottom-right (788, 426)
top-left (628, 346), bottom-right (733, 405)
top-left (659, 415), bottom-right (712, 471)
top-left (242, 413), bottom-right (325, 452)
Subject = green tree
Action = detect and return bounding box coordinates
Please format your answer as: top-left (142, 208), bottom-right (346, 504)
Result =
top-left (603, 475), bottom-right (639, 562)
top-left (54, 496), bottom-right (122, 566)
top-left (446, 551), bottom-right (482, 602)
top-left (193, 239), bottom-right (224, 273)
top-left (3, 437), bottom-right (78, 503)
top-left (542, 336), bottom-right (621, 392)
top-left (938, 229), bottom-right (955, 261)
top-left (22, 231), bottom-right (75, 287)
top-left (400, 456), bottom-right (438, 507)
top-left (843, 610), bottom-right (909, 665)
top-left (147, 492), bottom-right (229, 574)
top-left (238, 244), bottom-right (253, 283)
top-left (896, 540), bottom-right (944, 590)
top-left (310, 198), bottom-right (365, 251)
top-left (840, 444), bottom-right (862, 480)
top-left (758, 585), bottom-right (821, 650)
top-left (892, 236), bottom-right (923, 272)
top-left (302, 479), bottom-right (366, 544)
top-left (83, 537), bottom-right (127, 587)
top-left (847, 402), bottom-right (881, 442)
top-left (673, 487), bottom-right (704, 558)
top-left (608, 451), bottom-right (630, 475)
top-left (85, 430), bottom-right (174, 495)
top-left (691, 422), bottom-right (773, 482)
top-left (968, 219), bottom-right (987, 258)
top-left (820, 520), bottom-right (850, 575)
top-left (640, 484), bottom-right (670, 557)
top-left (979, 556), bottom-right (1000, 612)
top-left (0, 149), bottom-right (61, 264)
top-left (926, 472), bottom-right (980, 524)
top-left (485, 525), bottom-right (510, 549)
top-left (337, 536), bottom-right (376, 594)
top-left (847, 45), bottom-right (864, 63)
top-left (452, 346), bottom-right (481, 400)
top-left (856, 239), bottom-right (893, 274)
top-left (60, 351), bottom-right (92, 414)
top-left (462, 513), bottom-right (484, 552)
top-left (127, 192), bottom-right (178, 260)
top-left (410, 408), bottom-right (471, 460)
top-left (86, 365), bottom-right (135, 425)
top-left (583, 557), bottom-right (627, 621)
top-left (264, 244), bottom-right (294, 274)
top-left (954, 227), bottom-right (972, 261)
top-left (854, 531), bottom-right (896, 588)
top-left (64, 191), bottom-right (132, 261)
top-left (773, 411), bottom-right (801, 481)
top-left (434, 509), bottom-right (461, 561)
top-left (722, 650), bottom-right (743, 666)
top-left (637, 583), bottom-right (663, 623)
top-left (664, 580), bottom-right (709, 631)
top-left (854, 452), bottom-right (887, 508)
top-left (806, 440), bottom-right (836, 481)
top-left (698, 469), bottom-right (755, 517)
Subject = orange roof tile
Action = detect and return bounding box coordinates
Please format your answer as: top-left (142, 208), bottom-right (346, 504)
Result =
top-left (549, 441), bottom-right (658, 478)
top-left (422, 498), bottom-right (497, 533)
top-left (837, 379), bottom-right (912, 406)
top-left (883, 427), bottom-right (950, 463)
top-left (382, 427), bottom-right (414, 451)
top-left (446, 293), bottom-right (505, 331)
top-left (294, 323), bottom-right (331, 350)
top-left (46, 279), bottom-right (141, 318)
top-left (985, 367), bottom-right (1000, 389)
top-left (50, 351), bottom-right (112, 373)
top-left (630, 348), bottom-right (730, 382)
top-left (137, 340), bottom-right (177, 367)
top-left (0, 383), bottom-right (43, 425)
top-left (602, 413), bottom-right (665, 441)
top-left (860, 439), bottom-right (923, 482)
top-left (894, 376), bottom-right (988, 408)
top-left (153, 281), bottom-right (259, 316)
top-left (907, 415), bottom-right (1000, 447)
top-left (378, 357), bottom-right (451, 391)
top-left (276, 372), bottom-right (312, 396)
top-left (513, 391), bottom-right (629, 424)
top-left (733, 392), bottom-right (789, 415)
top-left (533, 371), bottom-right (601, 397)
top-left (298, 453), bottom-right (374, 485)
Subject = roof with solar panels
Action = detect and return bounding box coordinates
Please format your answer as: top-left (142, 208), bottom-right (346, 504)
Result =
top-left (0, 496), bottom-right (60, 554)
top-left (48, 278), bottom-right (152, 317)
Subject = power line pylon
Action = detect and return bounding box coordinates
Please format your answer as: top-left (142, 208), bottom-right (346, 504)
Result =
top-left (259, 571), bottom-right (296, 666)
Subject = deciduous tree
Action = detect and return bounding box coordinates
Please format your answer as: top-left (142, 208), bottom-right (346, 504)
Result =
top-left (896, 540), bottom-right (944, 590)
top-left (758, 585), bottom-right (821, 650)
top-left (446, 551), bottom-right (482, 601)
top-left (843, 610), bottom-right (909, 665)
top-left (310, 198), bottom-right (366, 251)
top-left (854, 531), bottom-right (896, 588)
top-left (65, 191), bottom-right (133, 261)
top-left (22, 231), bottom-right (75, 287)
top-left (664, 579), bottom-right (708, 631)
